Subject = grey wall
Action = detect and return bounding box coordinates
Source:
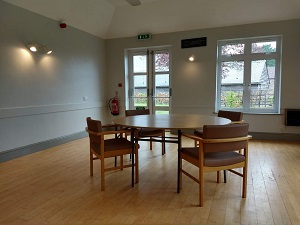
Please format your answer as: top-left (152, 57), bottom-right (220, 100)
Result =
top-left (0, 1), bottom-right (108, 154)
top-left (106, 19), bottom-right (300, 135)
top-left (1, 1), bottom-right (299, 158)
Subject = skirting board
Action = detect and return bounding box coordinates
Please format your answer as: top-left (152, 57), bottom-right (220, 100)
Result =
top-left (0, 131), bottom-right (88, 163)
top-left (170, 129), bottom-right (300, 142)
top-left (249, 132), bottom-right (300, 142)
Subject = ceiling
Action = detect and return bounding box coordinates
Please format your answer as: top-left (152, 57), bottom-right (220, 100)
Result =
top-left (4, 0), bottom-right (300, 39)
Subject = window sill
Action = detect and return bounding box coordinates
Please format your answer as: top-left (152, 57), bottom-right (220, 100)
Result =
top-left (213, 112), bottom-right (283, 115)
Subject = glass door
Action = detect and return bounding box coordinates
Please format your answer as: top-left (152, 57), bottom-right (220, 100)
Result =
top-left (128, 48), bottom-right (171, 114)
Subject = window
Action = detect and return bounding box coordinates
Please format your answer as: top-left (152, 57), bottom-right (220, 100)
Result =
top-left (216, 36), bottom-right (282, 114)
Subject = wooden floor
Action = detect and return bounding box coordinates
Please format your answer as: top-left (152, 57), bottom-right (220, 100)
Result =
top-left (1, 134), bottom-right (300, 225)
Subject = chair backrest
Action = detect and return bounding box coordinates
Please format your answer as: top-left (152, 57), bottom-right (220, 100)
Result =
top-left (125, 109), bottom-right (150, 117)
top-left (218, 110), bottom-right (243, 122)
top-left (202, 123), bottom-right (249, 153)
top-left (86, 117), bottom-right (102, 145)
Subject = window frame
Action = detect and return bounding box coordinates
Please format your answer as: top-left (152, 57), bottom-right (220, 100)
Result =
top-left (216, 35), bottom-right (282, 114)
top-left (127, 47), bottom-right (172, 114)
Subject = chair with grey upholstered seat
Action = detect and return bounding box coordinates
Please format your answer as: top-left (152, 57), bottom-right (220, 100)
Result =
top-left (194, 110), bottom-right (243, 138)
top-left (180, 123), bottom-right (251, 206)
top-left (125, 109), bottom-right (166, 155)
top-left (86, 117), bottom-right (139, 191)
top-left (194, 110), bottom-right (243, 183)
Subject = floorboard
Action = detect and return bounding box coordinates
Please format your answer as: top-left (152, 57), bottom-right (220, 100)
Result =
top-left (0, 134), bottom-right (300, 225)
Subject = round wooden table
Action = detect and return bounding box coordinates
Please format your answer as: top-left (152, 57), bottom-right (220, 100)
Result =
top-left (113, 114), bottom-right (231, 192)
top-left (113, 114), bottom-right (231, 130)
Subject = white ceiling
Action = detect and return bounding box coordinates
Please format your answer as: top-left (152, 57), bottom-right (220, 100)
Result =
top-left (4, 0), bottom-right (300, 39)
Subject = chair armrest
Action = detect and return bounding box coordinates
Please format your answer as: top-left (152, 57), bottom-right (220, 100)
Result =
top-left (102, 123), bottom-right (118, 128)
top-left (85, 127), bottom-right (131, 136)
top-left (202, 135), bottom-right (252, 143)
top-left (182, 132), bottom-right (252, 143)
top-left (182, 133), bottom-right (204, 141)
top-left (102, 123), bottom-right (125, 131)
top-left (230, 120), bottom-right (245, 124)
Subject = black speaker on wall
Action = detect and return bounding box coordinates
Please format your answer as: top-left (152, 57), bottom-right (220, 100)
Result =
top-left (285, 109), bottom-right (300, 126)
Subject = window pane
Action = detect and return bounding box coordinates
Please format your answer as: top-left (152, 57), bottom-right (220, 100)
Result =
top-left (155, 111), bottom-right (169, 114)
top-left (155, 74), bottom-right (169, 96)
top-left (133, 97), bottom-right (147, 107)
top-left (133, 75), bottom-right (147, 90)
top-left (155, 74), bottom-right (169, 106)
top-left (250, 60), bottom-right (276, 109)
top-left (220, 61), bottom-right (244, 108)
top-left (133, 55), bottom-right (147, 73)
top-left (252, 41), bottom-right (276, 53)
top-left (155, 98), bottom-right (169, 107)
top-left (133, 75), bottom-right (147, 107)
top-left (155, 53), bottom-right (169, 72)
top-left (221, 44), bottom-right (244, 55)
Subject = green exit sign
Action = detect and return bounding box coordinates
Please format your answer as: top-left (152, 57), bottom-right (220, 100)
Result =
top-left (137, 34), bottom-right (151, 40)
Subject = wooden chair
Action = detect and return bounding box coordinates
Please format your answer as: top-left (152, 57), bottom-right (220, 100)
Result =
top-left (194, 110), bottom-right (243, 141)
top-left (180, 123), bottom-right (251, 206)
top-left (194, 110), bottom-right (243, 182)
top-left (125, 109), bottom-right (166, 155)
top-left (86, 117), bottom-right (139, 191)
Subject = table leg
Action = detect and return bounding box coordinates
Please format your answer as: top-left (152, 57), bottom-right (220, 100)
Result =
top-left (131, 128), bottom-right (135, 187)
top-left (177, 129), bottom-right (181, 193)
top-left (114, 125), bottom-right (118, 167)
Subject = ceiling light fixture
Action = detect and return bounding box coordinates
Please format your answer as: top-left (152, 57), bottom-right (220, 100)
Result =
top-left (27, 43), bottom-right (52, 55)
top-left (125, 0), bottom-right (141, 6)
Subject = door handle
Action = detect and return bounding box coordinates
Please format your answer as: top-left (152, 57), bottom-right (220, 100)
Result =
top-left (150, 88), bottom-right (153, 97)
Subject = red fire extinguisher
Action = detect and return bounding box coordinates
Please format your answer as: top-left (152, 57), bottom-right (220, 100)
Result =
top-left (108, 91), bottom-right (119, 116)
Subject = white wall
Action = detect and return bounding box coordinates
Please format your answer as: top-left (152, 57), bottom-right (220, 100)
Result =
top-left (0, 1), bottom-right (109, 152)
top-left (106, 19), bottom-right (300, 134)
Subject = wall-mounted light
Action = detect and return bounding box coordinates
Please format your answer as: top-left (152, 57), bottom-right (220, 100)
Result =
top-left (27, 43), bottom-right (52, 54)
top-left (28, 44), bottom-right (37, 52)
top-left (189, 55), bottom-right (195, 62)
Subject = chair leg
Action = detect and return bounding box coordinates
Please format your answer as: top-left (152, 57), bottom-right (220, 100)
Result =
top-left (242, 166), bottom-right (247, 198)
top-left (217, 171), bottom-right (220, 183)
top-left (90, 150), bottom-right (93, 176)
top-left (199, 167), bottom-right (204, 207)
top-left (114, 156), bottom-right (117, 167)
top-left (224, 170), bottom-right (227, 183)
top-left (135, 144), bottom-right (139, 183)
top-left (162, 132), bottom-right (166, 155)
top-left (100, 158), bottom-right (105, 191)
top-left (120, 155), bottom-right (123, 170)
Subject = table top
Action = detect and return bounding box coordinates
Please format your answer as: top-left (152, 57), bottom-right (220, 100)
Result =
top-left (113, 114), bottom-right (231, 129)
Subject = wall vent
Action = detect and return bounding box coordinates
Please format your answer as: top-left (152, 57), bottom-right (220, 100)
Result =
top-left (181, 37), bottom-right (207, 48)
